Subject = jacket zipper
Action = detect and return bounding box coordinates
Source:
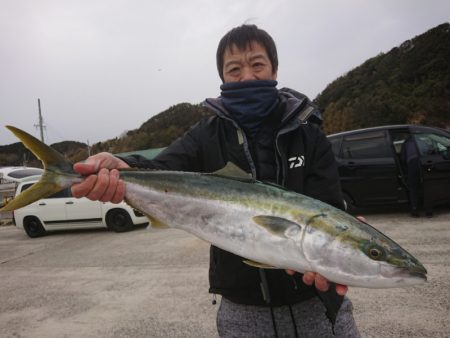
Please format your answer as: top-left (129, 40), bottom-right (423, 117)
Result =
top-left (274, 95), bottom-right (316, 186)
top-left (203, 99), bottom-right (257, 179)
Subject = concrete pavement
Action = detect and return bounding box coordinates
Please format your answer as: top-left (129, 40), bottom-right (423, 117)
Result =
top-left (1, 208), bottom-right (449, 337)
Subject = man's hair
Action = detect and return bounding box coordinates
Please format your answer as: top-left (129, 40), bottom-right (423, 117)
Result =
top-left (216, 24), bottom-right (278, 82)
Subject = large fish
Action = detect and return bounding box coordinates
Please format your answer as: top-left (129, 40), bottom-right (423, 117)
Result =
top-left (1, 126), bottom-right (427, 288)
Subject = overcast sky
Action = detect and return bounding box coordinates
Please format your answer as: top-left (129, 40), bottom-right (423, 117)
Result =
top-left (1, 0), bottom-right (449, 147)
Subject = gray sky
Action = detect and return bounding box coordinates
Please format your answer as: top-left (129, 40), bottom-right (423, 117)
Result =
top-left (1, 0), bottom-right (449, 146)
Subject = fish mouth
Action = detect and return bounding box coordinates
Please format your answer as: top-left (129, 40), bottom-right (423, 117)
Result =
top-left (408, 271), bottom-right (428, 282)
top-left (381, 264), bottom-right (427, 282)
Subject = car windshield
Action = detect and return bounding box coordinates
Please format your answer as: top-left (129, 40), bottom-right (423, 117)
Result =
top-left (8, 168), bottom-right (44, 179)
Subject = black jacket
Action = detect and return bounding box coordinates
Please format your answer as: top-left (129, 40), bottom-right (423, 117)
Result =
top-left (121, 88), bottom-right (344, 311)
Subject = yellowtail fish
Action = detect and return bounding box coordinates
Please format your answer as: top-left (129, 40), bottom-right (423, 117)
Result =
top-left (0, 126), bottom-right (427, 288)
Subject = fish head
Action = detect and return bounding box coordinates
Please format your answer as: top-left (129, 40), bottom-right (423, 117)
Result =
top-left (355, 227), bottom-right (427, 287)
top-left (303, 214), bottom-right (427, 288)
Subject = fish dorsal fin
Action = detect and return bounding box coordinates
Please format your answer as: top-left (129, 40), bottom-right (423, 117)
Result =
top-left (212, 162), bottom-right (253, 182)
top-left (243, 260), bottom-right (277, 269)
top-left (253, 215), bottom-right (302, 238)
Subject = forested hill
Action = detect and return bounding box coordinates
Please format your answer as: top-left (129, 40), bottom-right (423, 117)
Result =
top-left (0, 103), bottom-right (212, 167)
top-left (0, 140), bottom-right (89, 168)
top-left (90, 103), bottom-right (212, 154)
top-left (315, 22), bottom-right (450, 134)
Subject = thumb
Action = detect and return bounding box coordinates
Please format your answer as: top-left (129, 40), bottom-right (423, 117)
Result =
top-left (73, 158), bottom-right (100, 175)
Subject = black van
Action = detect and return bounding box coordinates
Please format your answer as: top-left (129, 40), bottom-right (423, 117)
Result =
top-left (327, 125), bottom-right (450, 211)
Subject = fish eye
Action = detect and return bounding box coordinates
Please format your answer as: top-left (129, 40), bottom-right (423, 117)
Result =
top-left (368, 246), bottom-right (384, 260)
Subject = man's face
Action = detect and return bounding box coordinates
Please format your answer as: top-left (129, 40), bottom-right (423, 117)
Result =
top-left (222, 42), bottom-right (277, 83)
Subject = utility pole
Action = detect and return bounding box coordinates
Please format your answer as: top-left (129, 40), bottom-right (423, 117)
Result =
top-left (87, 140), bottom-right (91, 156)
top-left (34, 98), bottom-right (45, 143)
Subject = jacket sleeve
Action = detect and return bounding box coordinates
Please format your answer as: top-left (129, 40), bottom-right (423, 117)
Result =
top-left (117, 119), bottom-right (206, 172)
top-left (304, 129), bottom-right (344, 210)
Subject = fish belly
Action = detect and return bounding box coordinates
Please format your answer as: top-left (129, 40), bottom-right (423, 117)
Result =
top-left (125, 182), bottom-right (310, 271)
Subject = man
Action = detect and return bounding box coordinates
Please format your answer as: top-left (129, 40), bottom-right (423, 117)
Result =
top-left (72, 25), bottom-right (360, 337)
top-left (400, 136), bottom-right (432, 217)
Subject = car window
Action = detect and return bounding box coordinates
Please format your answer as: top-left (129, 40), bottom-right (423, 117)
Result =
top-left (20, 183), bottom-right (34, 192)
top-left (20, 183), bottom-right (71, 198)
top-left (47, 188), bottom-right (71, 199)
top-left (341, 131), bottom-right (391, 159)
top-left (414, 133), bottom-right (450, 156)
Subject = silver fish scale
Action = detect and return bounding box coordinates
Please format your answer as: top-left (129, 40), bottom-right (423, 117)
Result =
top-left (119, 169), bottom-right (427, 288)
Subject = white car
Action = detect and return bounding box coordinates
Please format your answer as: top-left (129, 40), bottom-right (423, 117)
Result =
top-left (0, 166), bottom-right (44, 183)
top-left (1, 167), bottom-right (45, 210)
top-left (13, 178), bottom-right (149, 238)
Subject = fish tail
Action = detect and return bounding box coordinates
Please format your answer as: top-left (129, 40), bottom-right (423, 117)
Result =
top-left (0, 126), bottom-right (82, 212)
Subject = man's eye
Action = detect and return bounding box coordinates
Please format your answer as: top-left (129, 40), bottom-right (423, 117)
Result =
top-left (228, 67), bottom-right (240, 74)
top-left (253, 63), bottom-right (264, 70)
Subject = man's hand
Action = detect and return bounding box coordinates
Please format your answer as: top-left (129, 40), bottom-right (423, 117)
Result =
top-left (302, 271), bottom-right (348, 296)
top-left (71, 152), bottom-right (130, 203)
top-left (285, 269), bottom-right (348, 296)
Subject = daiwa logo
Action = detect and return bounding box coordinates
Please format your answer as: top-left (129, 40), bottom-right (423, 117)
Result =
top-left (288, 156), bottom-right (305, 169)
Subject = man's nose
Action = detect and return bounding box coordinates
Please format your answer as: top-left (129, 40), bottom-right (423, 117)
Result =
top-left (240, 67), bottom-right (256, 81)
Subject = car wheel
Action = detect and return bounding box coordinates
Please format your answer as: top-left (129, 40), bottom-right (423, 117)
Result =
top-left (106, 209), bottom-right (134, 233)
top-left (342, 193), bottom-right (356, 214)
top-left (23, 217), bottom-right (46, 238)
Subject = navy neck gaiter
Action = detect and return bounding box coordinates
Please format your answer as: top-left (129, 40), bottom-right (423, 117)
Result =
top-left (220, 80), bottom-right (279, 137)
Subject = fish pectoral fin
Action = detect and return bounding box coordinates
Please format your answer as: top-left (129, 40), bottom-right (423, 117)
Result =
top-left (253, 215), bottom-right (302, 237)
top-left (211, 162), bottom-right (254, 182)
top-left (243, 260), bottom-right (277, 269)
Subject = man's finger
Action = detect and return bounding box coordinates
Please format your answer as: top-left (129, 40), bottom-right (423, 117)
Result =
top-left (99, 170), bottom-right (120, 202)
top-left (111, 179), bottom-right (126, 204)
top-left (73, 160), bottom-right (99, 176)
top-left (86, 168), bottom-right (110, 201)
top-left (71, 175), bottom-right (97, 198)
top-left (335, 284), bottom-right (348, 296)
top-left (314, 273), bottom-right (330, 292)
top-left (302, 271), bottom-right (316, 285)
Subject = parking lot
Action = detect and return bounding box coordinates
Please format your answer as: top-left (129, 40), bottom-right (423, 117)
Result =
top-left (1, 208), bottom-right (449, 337)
